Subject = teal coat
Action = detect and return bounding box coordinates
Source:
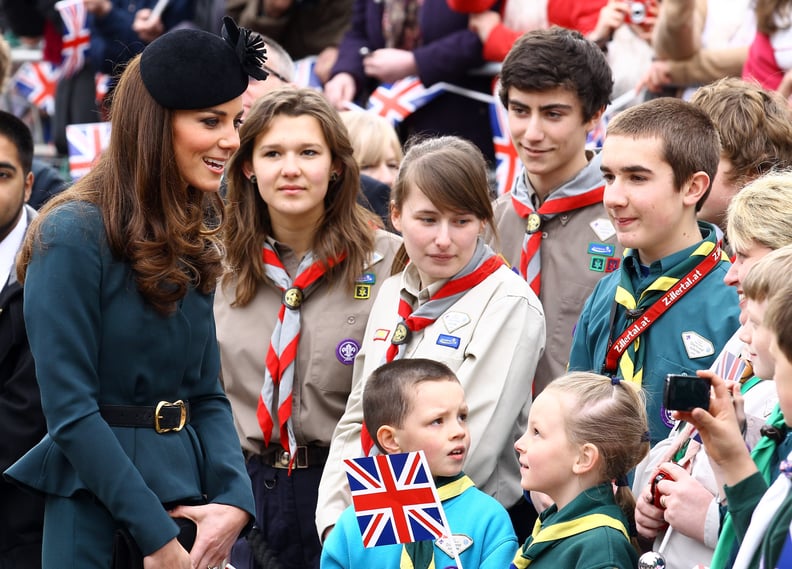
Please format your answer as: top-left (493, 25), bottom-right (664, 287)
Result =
top-left (4, 202), bottom-right (254, 555)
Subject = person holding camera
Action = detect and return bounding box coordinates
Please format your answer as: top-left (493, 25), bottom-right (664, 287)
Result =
top-left (568, 97), bottom-right (740, 446)
top-left (632, 174), bottom-right (792, 569)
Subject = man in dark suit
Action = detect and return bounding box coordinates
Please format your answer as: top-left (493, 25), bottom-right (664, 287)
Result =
top-left (0, 110), bottom-right (45, 569)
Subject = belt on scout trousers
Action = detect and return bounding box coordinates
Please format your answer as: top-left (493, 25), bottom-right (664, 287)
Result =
top-left (251, 445), bottom-right (330, 469)
top-left (100, 400), bottom-right (190, 433)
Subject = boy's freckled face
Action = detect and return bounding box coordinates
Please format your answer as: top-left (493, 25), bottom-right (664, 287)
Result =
top-left (601, 135), bottom-right (699, 265)
top-left (769, 336), bottom-right (792, 425)
top-left (390, 380), bottom-right (471, 478)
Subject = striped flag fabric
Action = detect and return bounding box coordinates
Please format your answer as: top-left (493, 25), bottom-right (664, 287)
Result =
top-left (367, 76), bottom-right (444, 126)
top-left (55, 0), bottom-right (90, 78)
top-left (293, 56), bottom-right (322, 90)
top-left (65, 122), bottom-right (111, 180)
top-left (13, 61), bottom-right (59, 115)
top-left (343, 451), bottom-right (449, 548)
top-left (489, 83), bottom-right (519, 196)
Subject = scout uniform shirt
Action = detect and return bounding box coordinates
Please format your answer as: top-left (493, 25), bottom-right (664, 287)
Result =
top-left (316, 258), bottom-right (545, 536)
top-left (486, 153), bottom-right (622, 394)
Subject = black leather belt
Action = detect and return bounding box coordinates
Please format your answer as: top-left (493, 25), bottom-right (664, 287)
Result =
top-left (251, 445), bottom-right (329, 469)
top-left (100, 400), bottom-right (190, 433)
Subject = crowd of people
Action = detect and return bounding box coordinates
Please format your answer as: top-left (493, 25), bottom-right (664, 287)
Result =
top-left (2, 2), bottom-right (792, 569)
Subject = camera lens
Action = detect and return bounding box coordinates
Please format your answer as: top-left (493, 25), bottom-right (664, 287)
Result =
top-left (630, 2), bottom-right (646, 24)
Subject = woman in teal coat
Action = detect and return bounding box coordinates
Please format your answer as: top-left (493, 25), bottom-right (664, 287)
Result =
top-left (4, 19), bottom-right (265, 569)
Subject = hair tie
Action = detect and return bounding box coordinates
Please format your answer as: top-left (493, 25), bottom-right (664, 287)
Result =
top-left (615, 474), bottom-right (629, 487)
top-left (640, 431), bottom-right (651, 442)
top-left (610, 376), bottom-right (621, 386)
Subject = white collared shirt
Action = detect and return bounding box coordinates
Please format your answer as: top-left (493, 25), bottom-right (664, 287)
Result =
top-left (0, 212), bottom-right (28, 288)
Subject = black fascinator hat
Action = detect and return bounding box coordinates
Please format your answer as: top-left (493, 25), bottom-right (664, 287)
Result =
top-left (140, 17), bottom-right (268, 109)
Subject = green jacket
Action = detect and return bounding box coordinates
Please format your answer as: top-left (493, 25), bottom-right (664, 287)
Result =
top-left (511, 483), bottom-right (638, 569)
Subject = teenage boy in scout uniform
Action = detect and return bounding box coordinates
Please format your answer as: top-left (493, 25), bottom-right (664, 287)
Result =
top-left (487, 27), bottom-right (622, 395)
top-left (568, 97), bottom-right (740, 445)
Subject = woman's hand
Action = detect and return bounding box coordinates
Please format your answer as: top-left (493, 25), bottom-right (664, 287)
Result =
top-left (362, 49), bottom-right (418, 84)
top-left (169, 503), bottom-right (250, 569)
top-left (323, 72), bottom-right (357, 110)
top-left (469, 11), bottom-right (502, 43)
top-left (132, 8), bottom-right (165, 43)
top-left (143, 538), bottom-right (191, 569)
top-left (588, 0), bottom-right (630, 43)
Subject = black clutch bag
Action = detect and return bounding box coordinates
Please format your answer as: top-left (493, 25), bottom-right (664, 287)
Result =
top-left (112, 518), bottom-right (197, 569)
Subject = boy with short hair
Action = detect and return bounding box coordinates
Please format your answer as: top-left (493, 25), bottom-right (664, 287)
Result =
top-left (487, 26), bottom-right (621, 394)
top-left (568, 97), bottom-right (740, 445)
top-left (320, 359), bottom-right (517, 568)
top-left (679, 247), bottom-right (792, 569)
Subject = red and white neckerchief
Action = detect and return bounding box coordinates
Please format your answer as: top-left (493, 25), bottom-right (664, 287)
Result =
top-left (510, 156), bottom-right (605, 296)
top-left (360, 241), bottom-right (504, 454)
top-left (258, 242), bottom-right (345, 470)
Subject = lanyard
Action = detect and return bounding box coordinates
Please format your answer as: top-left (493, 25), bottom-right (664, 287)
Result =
top-left (601, 246), bottom-right (723, 376)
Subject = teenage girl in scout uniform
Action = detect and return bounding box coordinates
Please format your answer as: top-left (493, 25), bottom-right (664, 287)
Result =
top-left (213, 87), bottom-right (401, 569)
top-left (316, 135), bottom-right (546, 540)
top-left (511, 372), bottom-right (650, 569)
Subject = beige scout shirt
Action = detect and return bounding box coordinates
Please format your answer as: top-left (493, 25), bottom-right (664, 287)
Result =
top-left (486, 166), bottom-right (622, 394)
top-left (214, 230), bottom-right (401, 456)
top-left (315, 261), bottom-right (545, 537)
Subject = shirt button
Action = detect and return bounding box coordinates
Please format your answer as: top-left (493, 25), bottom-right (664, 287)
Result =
top-left (347, 316), bottom-right (356, 325)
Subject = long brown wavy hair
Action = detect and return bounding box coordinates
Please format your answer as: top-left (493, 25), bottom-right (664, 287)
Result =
top-left (17, 55), bottom-right (225, 315)
top-left (221, 87), bottom-right (376, 307)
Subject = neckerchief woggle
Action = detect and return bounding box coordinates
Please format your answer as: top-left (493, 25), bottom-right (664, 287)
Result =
top-left (510, 156), bottom-right (605, 295)
top-left (259, 242), bottom-right (345, 471)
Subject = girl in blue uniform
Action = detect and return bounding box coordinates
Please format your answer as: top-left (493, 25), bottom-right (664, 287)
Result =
top-left (511, 372), bottom-right (650, 569)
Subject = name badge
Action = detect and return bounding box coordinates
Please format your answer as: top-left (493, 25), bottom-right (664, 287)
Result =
top-left (436, 334), bottom-right (461, 349)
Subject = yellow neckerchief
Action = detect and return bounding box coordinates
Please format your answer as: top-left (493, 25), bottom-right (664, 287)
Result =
top-left (511, 513), bottom-right (629, 568)
top-left (612, 239), bottom-right (724, 384)
top-left (399, 475), bottom-right (475, 569)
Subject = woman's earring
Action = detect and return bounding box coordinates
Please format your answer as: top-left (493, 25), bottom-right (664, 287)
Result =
top-left (330, 171), bottom-right (339, 183)
top-left (249, 175), bottom-right (257, 185)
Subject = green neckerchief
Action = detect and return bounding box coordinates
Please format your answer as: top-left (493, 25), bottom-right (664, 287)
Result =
top-left (511, 484), bottom-right (629, 568)
top-left (710, 404), bottom-right (786, 569)
top-left (400, 473), bottom-right (475, 569)
top-left (614, 223), bottom-right (724, 384)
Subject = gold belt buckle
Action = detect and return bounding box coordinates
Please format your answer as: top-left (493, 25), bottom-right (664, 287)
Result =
top-left (154, 400), bottom-right (187, 433)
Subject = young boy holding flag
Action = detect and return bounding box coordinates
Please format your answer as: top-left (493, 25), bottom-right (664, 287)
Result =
top-left (320, 359), bottom-right (517, 568)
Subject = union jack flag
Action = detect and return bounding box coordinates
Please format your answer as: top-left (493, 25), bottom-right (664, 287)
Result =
top-left (711, 333), bottom-right (749, 382)
top-left (489, 83), bottom-right (519, 196)
top-left (293, 56), bottom-right (322, 90)
top-left (13, 62), bottom-right (59, 115)
top-left (55, 0), bottom-right (90, 78)
top-left (344, 451), bottom-right (449, 548)
top-left (66, 122), bottom-right (111, 180)
top-left (367, 76), bottom-right (444, 126)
